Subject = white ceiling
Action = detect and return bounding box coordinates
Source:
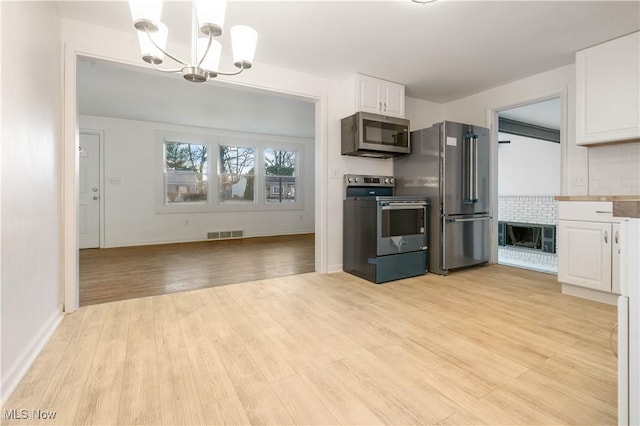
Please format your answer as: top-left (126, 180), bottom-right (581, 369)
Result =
top-left (58, 0), bottom-right (640, 103)
top-left (500, 98), bottom-right (562, 130)
top-left (77, 57), bottom-right (316, 138)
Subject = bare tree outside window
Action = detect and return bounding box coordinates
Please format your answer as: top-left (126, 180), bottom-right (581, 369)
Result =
top-left (265, 149), bottom-right (296, 203)
top-left (219, 145), bottom-right (255, 203)
top-left (165, 142), bottom-right (208, 203)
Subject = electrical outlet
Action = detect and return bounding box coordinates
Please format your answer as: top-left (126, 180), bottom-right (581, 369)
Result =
top-left (571, 175), bottom-right (587, 186)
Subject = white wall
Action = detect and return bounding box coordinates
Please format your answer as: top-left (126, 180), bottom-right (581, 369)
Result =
top-left (80, 115), bottom-right (315, 247)
top-left (498, 132), bottom-right (561, 195)
top-left (443, 64), bottom-right (589, 196)
top-left (404, 97), bottom-right (444, 131)
top-left (1, 2), bottom-right (63, 401)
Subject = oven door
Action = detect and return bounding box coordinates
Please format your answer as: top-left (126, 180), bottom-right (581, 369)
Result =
top-left (377, 201), bottom-right (428, 256)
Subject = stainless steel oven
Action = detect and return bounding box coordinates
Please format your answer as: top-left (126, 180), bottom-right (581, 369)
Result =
top-left (378, 198), bottom-right (428, 256)
top-left (343, 174), bottom-right (429, 283)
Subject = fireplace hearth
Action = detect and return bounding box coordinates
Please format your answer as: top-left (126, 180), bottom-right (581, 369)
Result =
top-left (498, 221), bottom-right (556, 253)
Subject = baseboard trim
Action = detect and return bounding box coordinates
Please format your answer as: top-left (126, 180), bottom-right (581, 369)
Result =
top-left (1, 307), bottom-right (64, 403)
top-left (328, 263), bottom-right (343, 274)
top-left (561, 283), bottom-right (619, 305)
top-left (103, 231), bottom-right (315, 249)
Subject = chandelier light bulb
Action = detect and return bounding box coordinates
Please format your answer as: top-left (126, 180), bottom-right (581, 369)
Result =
top-left (138, 22), bottom-right (168, 64)
top-left (195, 0), bottom-right (227, 36)
top-left (231, 25), bottom-right (258, 69)
top-left (197, 38), bottom-right (222, 75)
top-left (129, 0), bottom-right (163, 31)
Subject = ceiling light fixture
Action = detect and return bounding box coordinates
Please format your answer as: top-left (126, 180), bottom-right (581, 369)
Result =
top-left (128, 0), bottom-right (257, 83)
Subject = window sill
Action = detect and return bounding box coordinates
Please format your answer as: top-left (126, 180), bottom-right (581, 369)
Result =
top-left (154, 201), bottom-right (305, 214)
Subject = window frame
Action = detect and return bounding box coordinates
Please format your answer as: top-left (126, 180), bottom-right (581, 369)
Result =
top-left (217, 144), bottom-right (257, 205)
top-left (155, 130), bottom-right (306, 213)
top-left (164, 141), bottom-right (210, 205)
top-left (263, 147), bottom-right (298, 205)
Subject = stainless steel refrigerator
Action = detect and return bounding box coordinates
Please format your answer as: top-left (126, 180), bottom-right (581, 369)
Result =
top-left (395, 121), bottom-right (491, 275)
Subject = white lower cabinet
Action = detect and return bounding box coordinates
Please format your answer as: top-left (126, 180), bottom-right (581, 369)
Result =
top-left (558, 220), bottom-right (613, 292)
top-left (558, 201), bottom-right (621, 296)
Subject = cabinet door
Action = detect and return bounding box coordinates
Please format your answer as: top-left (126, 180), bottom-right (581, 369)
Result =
top-left (612, 223), bottom-right (622, 294)
top-left (356, 74), bottom-right (382, 114)
top-left (558, 220), bottom-right (612, 292)
top-left (381, 81), bottom-right (405, 118)
top-left (576, 32), bottom-right (640, 145)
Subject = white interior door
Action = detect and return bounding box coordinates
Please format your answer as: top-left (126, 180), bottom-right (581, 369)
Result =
top-left (79, 133), bottom-right (101, 249)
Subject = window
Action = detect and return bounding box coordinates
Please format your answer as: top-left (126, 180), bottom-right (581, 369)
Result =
top-left (157, 131), bottom-right (308, 212)
top-left (165, 142), bottom-right (208, 203)
top-left (264, 148), bottom-right (296, 203)
top-left (218, 145), bottom-right (255, 203)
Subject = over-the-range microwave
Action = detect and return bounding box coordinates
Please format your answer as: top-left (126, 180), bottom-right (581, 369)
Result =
top-left (341, 112), bottom-right (410, 158)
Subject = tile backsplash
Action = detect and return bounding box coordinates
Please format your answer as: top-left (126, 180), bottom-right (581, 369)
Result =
top-left (589, 142), bottom-right (640, 195)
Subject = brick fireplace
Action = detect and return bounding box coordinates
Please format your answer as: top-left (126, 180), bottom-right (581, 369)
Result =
top-left (497, 196), bottom-right (558, 274)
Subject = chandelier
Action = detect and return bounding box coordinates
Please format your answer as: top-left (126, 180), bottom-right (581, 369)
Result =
top-left (128, 0), bottom-right (258, 83)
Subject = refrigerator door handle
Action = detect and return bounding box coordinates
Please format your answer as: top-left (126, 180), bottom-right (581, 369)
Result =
top-left (471, 135), bottom-right (478, 203)
top-left (464, 134), bottom-right (479, 204)
top-left (445, 216), bottom-right (492, 223)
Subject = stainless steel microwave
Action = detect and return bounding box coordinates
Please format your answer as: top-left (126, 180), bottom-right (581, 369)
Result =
top-left (341, 112), bottom-right (410, 158)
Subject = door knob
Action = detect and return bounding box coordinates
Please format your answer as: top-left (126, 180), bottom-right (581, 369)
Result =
top-left (92, 187), bottom-right (98, 192)
top-left (93, 195), bottom-right (100, 200)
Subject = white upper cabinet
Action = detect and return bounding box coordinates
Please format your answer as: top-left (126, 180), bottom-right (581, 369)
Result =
top-left (576, 31), bottom-right (640, 145)
top-left (355, 74), bottom-right (405, 118)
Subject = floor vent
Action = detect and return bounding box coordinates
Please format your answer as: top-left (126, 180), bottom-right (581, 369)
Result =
top-left (207, 230), bottom-right (244, 240)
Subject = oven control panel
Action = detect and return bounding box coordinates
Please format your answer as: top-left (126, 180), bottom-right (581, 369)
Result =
top-left (344, 174), bottom-right (395, 187)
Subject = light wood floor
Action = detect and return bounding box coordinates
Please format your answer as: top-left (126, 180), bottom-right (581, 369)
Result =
top-left (4, 265), bottom-right (617, 425)
top-left (79, 234), bottom-right (315, 306)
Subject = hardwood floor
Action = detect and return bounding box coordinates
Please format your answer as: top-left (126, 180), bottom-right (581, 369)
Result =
top-left (79, 234), bottom-right (315, 306)
top-left (4, 265), bottom-right (617, 425)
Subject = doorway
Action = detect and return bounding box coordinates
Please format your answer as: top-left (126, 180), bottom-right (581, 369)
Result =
top-left (495, 97), bottom-right (562, 274)
top-left (75, 57), bottom-right (317, 306)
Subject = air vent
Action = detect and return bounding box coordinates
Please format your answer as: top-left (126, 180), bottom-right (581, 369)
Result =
top-left (207, 230), bottom-right (244, 240)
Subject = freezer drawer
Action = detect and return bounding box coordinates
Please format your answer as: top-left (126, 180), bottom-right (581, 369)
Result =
top-left (442, 215), bottom-right (491, 271)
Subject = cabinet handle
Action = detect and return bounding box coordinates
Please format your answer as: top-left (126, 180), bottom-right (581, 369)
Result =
top-left (595, 210), bottom-right (613, 214)
top-left (378, 102), bottom-right (382, 111)
top-left (610, 321), bottom-right (618, 359)
top-left (384, 102), bottom-right (387, 111)
top-left (615, 230), bottom-right (619, 244)
top-left (604, 230), bottom-right (608, 244)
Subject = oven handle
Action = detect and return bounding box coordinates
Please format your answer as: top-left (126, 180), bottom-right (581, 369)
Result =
top-left (381, 202), bottom-right (428, 210)
top-left (445, 216), bottom-right (492, 223)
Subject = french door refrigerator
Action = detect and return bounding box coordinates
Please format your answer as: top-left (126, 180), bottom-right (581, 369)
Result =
top-left (395, 121), bottom-right (491, 275)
